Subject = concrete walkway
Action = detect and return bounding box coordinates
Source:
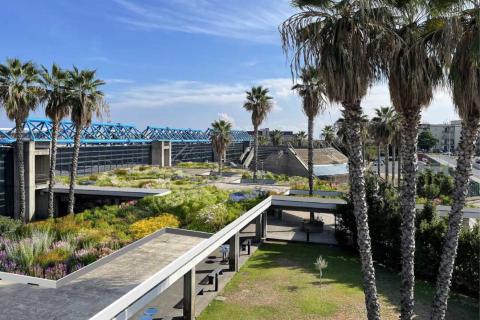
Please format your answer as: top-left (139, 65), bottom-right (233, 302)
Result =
top-left (133, 232), bottom-right (259, 319)
top-left (267, 211), bottom-right (337, 245)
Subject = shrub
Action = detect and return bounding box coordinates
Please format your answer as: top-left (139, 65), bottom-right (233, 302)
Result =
top-left (35, 248), bottom-right (70, 268)
top-left (0, 216), bottom-right (21, 236)
top-left (114, 168), bottom-right (129, 175)
top-left (188, 203), bottom-right (231, 233)
top-left (337, 172), bottom-right (480, 297)
top-left (129, 214), bottom-right (180, 239)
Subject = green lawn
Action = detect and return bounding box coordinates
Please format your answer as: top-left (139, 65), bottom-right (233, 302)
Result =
top-left (199, 242), bottom-right (478, 320)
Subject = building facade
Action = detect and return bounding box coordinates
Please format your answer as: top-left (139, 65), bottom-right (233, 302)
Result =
top-left (419, 120), bottom-right (480, 153)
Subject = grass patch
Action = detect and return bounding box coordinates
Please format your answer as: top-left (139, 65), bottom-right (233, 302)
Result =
top-left (199, 242), bottom-right (478, 320)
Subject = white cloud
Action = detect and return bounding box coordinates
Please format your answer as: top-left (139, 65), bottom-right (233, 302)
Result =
top-left (217, 112), bottom-right (235, 126)
top-left (111, 0), bottom-right (293, 43)
top-left (109, 78), bottom-right (297, 110)
top-left (106, 78), bottom-right (458, 132)
top-left (105, 78), bottom-right (135, 84)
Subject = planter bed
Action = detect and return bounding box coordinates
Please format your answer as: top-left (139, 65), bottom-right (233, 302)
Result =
top-left (0, 228), bottom-right (209, 288)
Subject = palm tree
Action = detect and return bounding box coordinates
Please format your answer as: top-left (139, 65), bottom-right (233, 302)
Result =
top-left (431, 4), bottom-right (480, 319)
top-left (269, 129), bottom-right (283, 146)
top-left (371, 107), bottom-right (395, 181)
top-left (390, 115), bottom-right (403, 186)
top-left (66, 67), bottom-right (106, 215)
top-left (382, 3), bottom-right (445, 317)
top-left (321, 125), bottom-right (335, 146)
top-left (243, 86), bottom-right (273, 181)
top-left (0, 59), bottom-right (42, 222)
top-left (295, 130), bottom-right (307, 147)
top-left (293, 67), bottom-right (326, 223)
top-left (210, 119), bottom-right (232, 176)
top-left (259, 135), bottom-right (269, 146)
top-left (281, 2), bottom-right (384, 318)
top-left (40, 64), bottom-right (70, 218)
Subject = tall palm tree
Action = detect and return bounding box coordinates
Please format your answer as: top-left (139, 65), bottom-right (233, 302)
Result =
top-left (295, 130), bottom-right (307, 147)
top-left (40, 64), bottom-right (70, 218)
top-left (0, 59), bottom-right (42, 222)
top-left (371, 107), bottom-right (395, 181)
top-left (321, 125), bottom-right (335, 146)
top-left (281, 2), bottom-right (385, 318)
top-left (243, 86), bottom-right (273, 181)
top-left (293, 67), bottom-right (326, 222)
top-left (382, 3), bottom-right (445, 317)
top-left (431, 4), bottom-right (480, 319)
top-left (269, 129), bottom-right (283, 146)
top-left (210, 119), bottom-right (232, 176)
top-left (66, 67), bottom-right (106, 215)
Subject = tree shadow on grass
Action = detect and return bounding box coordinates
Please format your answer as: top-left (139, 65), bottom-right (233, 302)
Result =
top-left (244, 241), bottom-right (478, 320)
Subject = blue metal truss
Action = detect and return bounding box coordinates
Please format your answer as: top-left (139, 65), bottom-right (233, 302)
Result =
top-left (0, 118), bottom-right (252, 144)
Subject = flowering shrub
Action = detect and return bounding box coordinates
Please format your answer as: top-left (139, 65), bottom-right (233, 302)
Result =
top-left (129, 214), bottom-right (180, 238)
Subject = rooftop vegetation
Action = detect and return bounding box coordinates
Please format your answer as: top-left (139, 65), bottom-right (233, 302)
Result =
top-left (0, 183), bottom-right (264, 280)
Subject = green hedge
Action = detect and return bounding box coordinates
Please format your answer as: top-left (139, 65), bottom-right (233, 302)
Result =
top-left (335, 174), bottom-right (479, 297)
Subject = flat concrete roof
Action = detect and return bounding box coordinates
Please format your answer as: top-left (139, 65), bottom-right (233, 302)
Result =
top-left (0, 230), bottom-right (206, 320)
top-left (48, 184), bottom-right (171, 198)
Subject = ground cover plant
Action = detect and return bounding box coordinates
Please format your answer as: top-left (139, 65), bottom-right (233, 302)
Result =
top-left (0, 185), bottom-right (264, 279)
top-left (198, 242), bottom-right (478, 320)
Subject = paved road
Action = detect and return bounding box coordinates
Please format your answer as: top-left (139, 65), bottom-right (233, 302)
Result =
top-left (427, 154), bottom-right (480, 181)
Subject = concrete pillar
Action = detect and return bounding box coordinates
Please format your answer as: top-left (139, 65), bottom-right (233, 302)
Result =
top-left (14, 141), bottom-right (36, 222)
top-left (261, 211), bottom-right (267, 240)
top-left (183, 266), bottom-right (195, 320)
top-left (255, 215), bottom-right (262, 242)
top-left (229, 232), bottom-right (239, 272)
top-left (151, 141), bottom-right (171, 167)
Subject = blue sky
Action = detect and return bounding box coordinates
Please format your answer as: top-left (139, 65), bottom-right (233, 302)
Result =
top-left (0, 0), bottom-right (459, 132)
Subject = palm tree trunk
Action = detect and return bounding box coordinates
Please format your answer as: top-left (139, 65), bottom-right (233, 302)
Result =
top-left (47, 120), bottom-right (59, 218)
top-left (398, 140), bottom-right (402, 187)
top-left (399, 110), bottom-right (421, 320)
top-left (308, 115), bottom-right (314, 221)
top-left (430, 119), bottom-right (479, 320)
top-left (67, 125), bottom-right (82, 215)
top-left (392, 146), bottom-right (396, 186)
top-left (344, 103), bottom-right (381, 320)
top-left (363, 142), bottom-right (366, 165)
top-left (377, 144), bottom-right (381, 176)
top-left (15, 119), bottom-right (25, 222)
top-left (253, 126), bottom-right (258, 181)
top-left (385, 144), bottom-right (389, 181)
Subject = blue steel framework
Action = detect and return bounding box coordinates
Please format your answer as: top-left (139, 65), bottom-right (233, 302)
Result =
top-left (0, 118), bottom-right (252, 145)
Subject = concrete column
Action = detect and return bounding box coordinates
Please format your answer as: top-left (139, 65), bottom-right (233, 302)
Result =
top-left (229, 232), bottom-right (239, 272)
top-left (255, 215), bottom-right (262, 242)
top-left (163, 141), bottom-right (171, 167)
top-left (14, 141), bottom-right (36, 222)
top-left (183, 266), bottom-right (196, 320)
top-left (151, 141), bottom-right (172, 167)
top-left (261, 211), bottom-right (267, 240)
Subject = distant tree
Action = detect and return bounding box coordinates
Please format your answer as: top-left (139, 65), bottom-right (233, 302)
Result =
top-left (40, 64), bottom-right (71, 218)
top-left (210, 119), bottom-right (232, 176)
top-left (243, 86), bottom-right (273, 180)
top-left (270, 129), bottom-right (283, 146)
top-left (418, 131), bottom-right (438, 152)
top-left (292, 67), bottom-right (326, 223)
top-left (322, 125), bottom-right (336, 145)
top-left (258, 135), bottom-right (269, 146)
top-left (371, 106), bottom-right (396, 181)
top-left (295, 130), bottom-right (307, 147)
top-left (0, 59), bottom-right (43, 221)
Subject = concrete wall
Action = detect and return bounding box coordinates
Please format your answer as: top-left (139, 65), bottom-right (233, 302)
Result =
top-left (262, 148), bottom-right (309, 177)
top-left (151, 141), bottom-right (171, 167)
